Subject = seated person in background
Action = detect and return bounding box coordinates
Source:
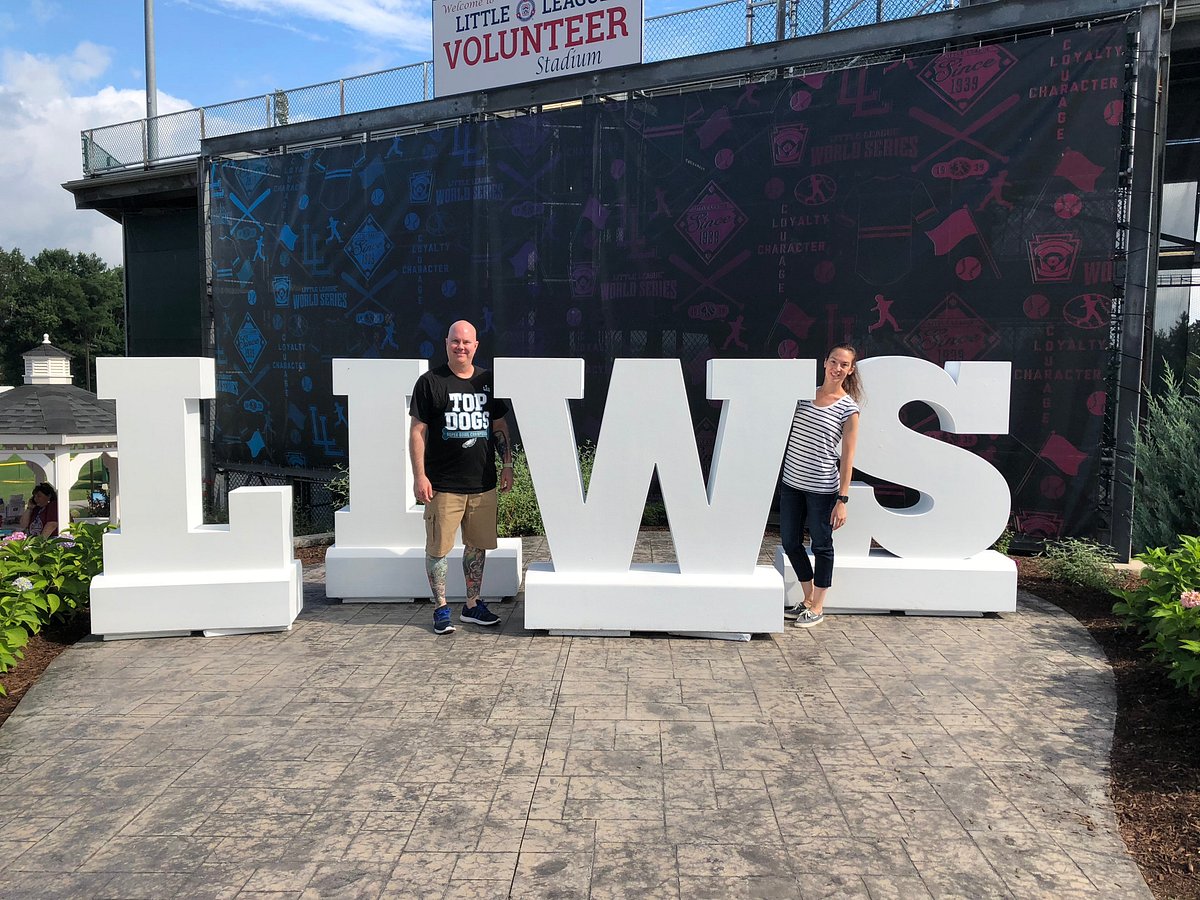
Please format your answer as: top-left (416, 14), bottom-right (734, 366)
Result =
top-left (19, 483), bottom-right (59, 537)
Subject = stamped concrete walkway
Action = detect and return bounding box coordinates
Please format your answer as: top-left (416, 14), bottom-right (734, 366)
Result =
top-left (0, 534), bottom-right (1150, 899)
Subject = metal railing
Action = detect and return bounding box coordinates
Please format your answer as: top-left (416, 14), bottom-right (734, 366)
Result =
top-left (81, 0), bottom-right (954, 175)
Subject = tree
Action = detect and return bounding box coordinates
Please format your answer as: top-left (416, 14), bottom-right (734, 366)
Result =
top-left (0, 247), bottom-right (124, 390)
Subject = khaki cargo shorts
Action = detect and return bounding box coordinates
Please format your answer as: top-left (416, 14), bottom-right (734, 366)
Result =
top-left (424, 489), bottom-right (499, 557)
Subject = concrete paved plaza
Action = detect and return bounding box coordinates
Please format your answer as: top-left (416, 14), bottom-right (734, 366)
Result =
top-left (0, 533), bottom-right (1150, 898)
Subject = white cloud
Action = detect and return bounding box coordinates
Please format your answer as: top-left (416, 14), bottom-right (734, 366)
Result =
top-left (208, 0), bottom-right (432, 52)
top-left (0, 43), bottom-right (190, 267)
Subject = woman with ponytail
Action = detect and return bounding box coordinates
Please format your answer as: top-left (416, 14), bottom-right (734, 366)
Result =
top-left (780, 344), bottom-right (862, 627)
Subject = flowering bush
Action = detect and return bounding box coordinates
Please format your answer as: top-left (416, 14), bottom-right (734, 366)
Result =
top-left (1112, 534), bottom-right (1200, 695)
top-left (0, 522), bottom-right (109, 695)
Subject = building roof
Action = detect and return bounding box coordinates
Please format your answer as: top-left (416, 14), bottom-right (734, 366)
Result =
top-left (0, 383), bottom-right (116, 438)
top-left (22, 341), bottom-right (72, 361)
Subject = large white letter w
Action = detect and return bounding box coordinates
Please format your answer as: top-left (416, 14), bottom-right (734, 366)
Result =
top-left (495, 358), bottom-right (812, 577)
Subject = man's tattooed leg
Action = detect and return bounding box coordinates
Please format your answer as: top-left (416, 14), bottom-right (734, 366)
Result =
top-left (426, 555), bottom-right (448, 606)
top-left (463, 545), bottom-right (486, 606)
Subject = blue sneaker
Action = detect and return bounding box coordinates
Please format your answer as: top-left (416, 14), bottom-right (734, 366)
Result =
top-left (794, 608), bottom-right (825, 628)
top-left (460, 601), bottom-right (500, 626)
top-left (433, 605), bottom-right (455, 634)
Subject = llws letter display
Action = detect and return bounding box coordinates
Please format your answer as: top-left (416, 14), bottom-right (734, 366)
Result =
top-left (90, 358), bottom-right (303, 639)
top-left (777, 357), bottom-right (1017, 615)
top-left (496, 357), bottom-right (813, 634)
top-left (324, 358), bottom-right (522, 602)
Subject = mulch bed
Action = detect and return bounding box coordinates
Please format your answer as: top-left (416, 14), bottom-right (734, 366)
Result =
top-left (1016, 557), bottom-right (1200, 899)
top-left (0, 547), bottom-right (1195, 895)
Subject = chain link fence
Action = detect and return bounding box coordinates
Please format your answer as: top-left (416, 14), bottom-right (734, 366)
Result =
top-left (213, 468), bottom-right (338, 535)
top-left (82, 0), bottom-right (954, 175)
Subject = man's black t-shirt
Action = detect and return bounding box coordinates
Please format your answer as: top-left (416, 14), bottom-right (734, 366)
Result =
top-left (410, 365), bottom-right (510, 494)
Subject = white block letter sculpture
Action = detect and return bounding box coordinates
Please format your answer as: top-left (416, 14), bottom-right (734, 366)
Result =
top-left (775, 357), bottom-right (1017, 615)
top-left (324, 359), bottom-right (522, 602)
top-left (496, 357), bottom-right (812, 634)
top-left (89, 358), bottom-right (304, 639)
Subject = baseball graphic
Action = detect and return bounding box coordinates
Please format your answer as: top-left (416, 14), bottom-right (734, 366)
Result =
top-left (566, 307), bottom-right (582, 326)
top-left (790, 91), bottom-right (812, 111)
top-left (1023, 294), bottom-right (1050, 319)
top-left (1054, 193), bottom-right (1083, 219)
top-left (814, 260), bottom-right (836, 283)
top-left (777, 339), bottom-right (800, 358)
top-left (1104, 99), bottom-right (1123, 126)
top-left (955, 256), bottom-right (982, 281)
top-left (715, 148), bottom-right (734, 170)
top-left (765, 177), bottom-right (785, 200)
top-left (1086, 391), bottom-right (1106, 416)
top-left (1040, 475), bottom-right (1066, 500)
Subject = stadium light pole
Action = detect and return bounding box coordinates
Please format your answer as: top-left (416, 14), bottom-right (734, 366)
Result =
top-left (145, 0), bottom-right (158, 163)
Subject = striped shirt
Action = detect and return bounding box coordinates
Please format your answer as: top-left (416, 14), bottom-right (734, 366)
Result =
top-left (781, 395), bottom-right (859, 493)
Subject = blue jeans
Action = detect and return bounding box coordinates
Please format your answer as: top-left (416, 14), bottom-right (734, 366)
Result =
top-left (780, 485), bottom-right (837, 589)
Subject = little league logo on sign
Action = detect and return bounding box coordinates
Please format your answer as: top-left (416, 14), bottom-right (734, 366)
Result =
top-left (433, 0), bottom-right (644, 98)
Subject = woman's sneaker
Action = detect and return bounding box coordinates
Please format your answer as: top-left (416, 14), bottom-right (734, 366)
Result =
top-left (460, 601), bottom-right (500, 626)
top-left (784, 602), bottom-right (808, 621)
top-left (433, 605), bottom-right (456, 634)
top-left (794, 608), bottom-right (825, 628)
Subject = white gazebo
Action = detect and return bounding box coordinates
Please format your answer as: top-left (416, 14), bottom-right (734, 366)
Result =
top-left (0, 335), bottom-right (119, 532)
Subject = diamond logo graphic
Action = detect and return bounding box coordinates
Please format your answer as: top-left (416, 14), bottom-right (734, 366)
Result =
top-left (675, 182), bottom-right (748, 263)
top-left (1027, 233), bottom-right (1081, 283)
top-left (235, 314), bottom-right (267, 370)
top-left (903, 293), bottom-right (999, 365)
top-left (272, 275), bottom-right (291, 307)
top-left (919, 46), bottom-right (1016, 114)
top-left (344, 215), bottom-right (394, 280)
top-left (410, 171), bottom-right (432, 204)
top-left (234, 159), bottom-right (271, 194)
top-left (771, 124), bottom-right (809, 166)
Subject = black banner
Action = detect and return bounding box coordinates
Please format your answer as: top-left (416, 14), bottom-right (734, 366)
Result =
top-left (209, 22), bottom-right (1130, 539)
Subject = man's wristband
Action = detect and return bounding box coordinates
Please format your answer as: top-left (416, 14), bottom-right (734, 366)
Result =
top-left (501, 464), bottom-right (513, 470)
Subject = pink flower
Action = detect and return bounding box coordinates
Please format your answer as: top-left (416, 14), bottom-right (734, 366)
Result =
top-left (3, 531), bottom-right (26, 542)
top-left (1181, 591), bottom-right (1200, 609)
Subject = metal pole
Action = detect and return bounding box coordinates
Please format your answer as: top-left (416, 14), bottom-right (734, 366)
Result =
top-left (776, 0), bottom-right (786, 41)
top-left (1112, 6), bottom-right (1164, 560)
top-left (746, 0), bottom-right (754, 45)
top-left (144, 0), bottom-right (158, 163)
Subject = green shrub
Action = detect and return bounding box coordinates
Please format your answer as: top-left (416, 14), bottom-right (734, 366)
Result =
top-left (0, 522), bottom-right (109, 695)
top-left (498, 442), bottom-right (665, 536)
top-left (992, 528), bottom-right (1014, 555)
top-left (1041, 537), bottom-right (1118, 590)
top-left (498, 446), bottom-right (544, 537)
top-left (1112, 534), bottom-right (1200, 695)
top-left (1133, 366), bottom-right (1200, 552)
top-left (328, 464), bottom-right (349, 511)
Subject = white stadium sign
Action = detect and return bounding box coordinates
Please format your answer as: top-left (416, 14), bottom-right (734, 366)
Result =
top-left (433, 0), bottom-right (644, 98)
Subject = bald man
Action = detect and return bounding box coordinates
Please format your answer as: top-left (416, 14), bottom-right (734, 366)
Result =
top-left (410, 320), bottom-right (513, 634)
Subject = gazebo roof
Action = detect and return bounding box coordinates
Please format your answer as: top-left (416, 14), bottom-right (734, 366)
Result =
top-left (0, 383), bottom-right (116, 440)
top-left (0, 336), bottom-right (115, 443)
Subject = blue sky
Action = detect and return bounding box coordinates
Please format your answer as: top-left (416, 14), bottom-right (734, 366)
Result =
top-left (0, 0), bottom-right (685, 266)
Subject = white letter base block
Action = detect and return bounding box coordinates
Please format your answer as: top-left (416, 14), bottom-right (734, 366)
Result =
top-left (523, 562), bottom-right (784, 634)
top-left (91, 560), bottom-right (303, 640)
top-left (774, 546), bottom-right (1016, 616)
top-left (325, 539), bottom-right (523, 603)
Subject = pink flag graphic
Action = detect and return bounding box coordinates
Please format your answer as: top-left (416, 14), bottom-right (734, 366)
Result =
top-left (1039, 432), bottom-right (1088, 476)
top-left (925, 206), bottom-right (979, 256)
top-left (777, 302), bottom-right (815, 339)
top-left (1053, 149), bottom-right (1104, 193)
